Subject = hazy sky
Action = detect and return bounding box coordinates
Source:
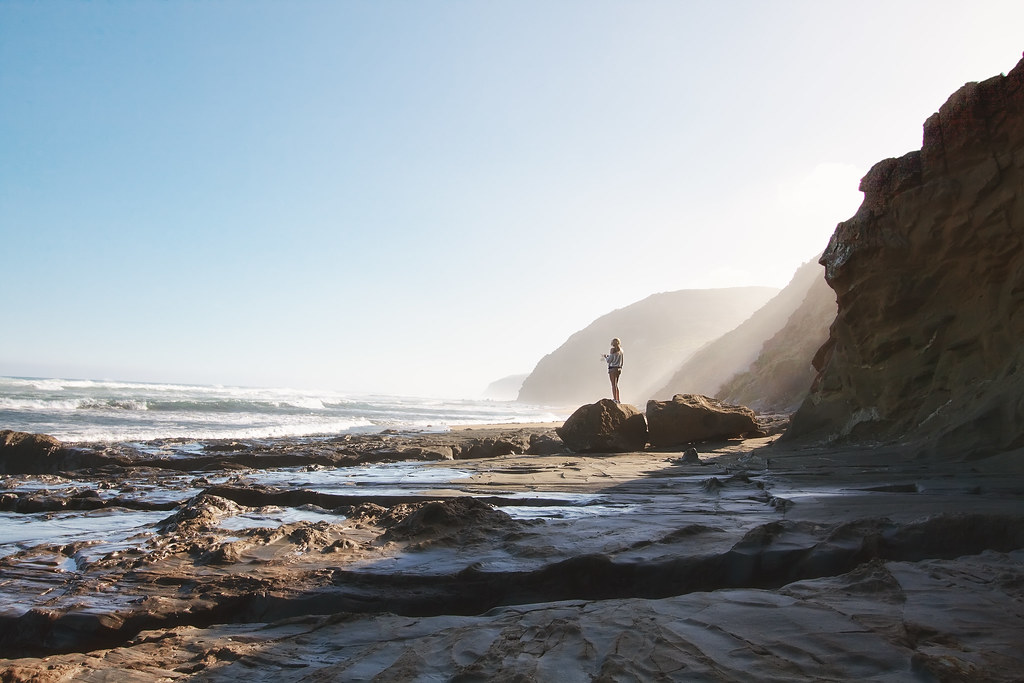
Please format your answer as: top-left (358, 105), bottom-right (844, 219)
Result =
top-left (2, 1), bottom-right (1022, 398)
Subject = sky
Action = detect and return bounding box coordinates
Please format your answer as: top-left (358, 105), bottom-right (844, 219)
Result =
top-left (1, 1), bottom-right (1022, 398)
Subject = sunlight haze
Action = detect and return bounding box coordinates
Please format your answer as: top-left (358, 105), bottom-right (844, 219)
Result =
top-left (1, 1), bottom-right (1022, 397)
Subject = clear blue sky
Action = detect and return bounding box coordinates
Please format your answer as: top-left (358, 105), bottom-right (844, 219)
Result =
top-left (2, 1), bottom-right (1021, 397)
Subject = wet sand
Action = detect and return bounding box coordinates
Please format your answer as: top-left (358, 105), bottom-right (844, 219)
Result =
top-left (1, 425), bottom-right (1023, 681)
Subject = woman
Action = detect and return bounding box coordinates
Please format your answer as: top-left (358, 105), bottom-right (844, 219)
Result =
top-left (602, 338), bottom-right (623, 403)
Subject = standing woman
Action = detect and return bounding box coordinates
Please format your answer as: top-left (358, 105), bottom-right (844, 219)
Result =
top-left (603, 338), bottom-right (624, 403)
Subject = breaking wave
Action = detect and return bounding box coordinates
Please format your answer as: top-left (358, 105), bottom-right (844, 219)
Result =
top-left (0, 376), bottom-right (564, 443)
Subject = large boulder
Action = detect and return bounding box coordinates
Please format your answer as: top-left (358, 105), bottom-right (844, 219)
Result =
top-left (646, 394), bottom-right (759, 448)
top-left (556, 400), bottom-right (648, 453)
top-left (0, 430), bottom-right (113, 474)
top-left (0, 430), bottom-right (65, 474)
top-left (785, 54), bottom-right (1024, 457)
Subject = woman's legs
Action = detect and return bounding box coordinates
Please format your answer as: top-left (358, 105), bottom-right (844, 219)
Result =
top-left (609, 369), bottom-right (621, 402)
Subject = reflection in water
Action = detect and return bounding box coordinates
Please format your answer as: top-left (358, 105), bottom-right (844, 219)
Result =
top-left (498, 503), bottom-right (640, 520)
top-left (249, 462), bottom-right (473, 492)
top-left (0, 461), bottom-right (657, 559)
top-left (0, 509), bottom-right (167, 559)
top-left (217, 507), bottom-right (346, 531)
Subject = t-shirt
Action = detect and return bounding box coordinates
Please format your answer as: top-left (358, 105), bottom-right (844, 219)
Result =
top-left (606, 351), bottom-right (623, 369)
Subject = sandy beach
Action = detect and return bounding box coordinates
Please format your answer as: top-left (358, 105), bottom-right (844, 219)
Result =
top-left (1, 423), bottom-right (1022, 681)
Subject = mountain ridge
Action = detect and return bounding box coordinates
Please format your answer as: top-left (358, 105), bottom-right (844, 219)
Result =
top-left (516, 287), bottom-right (778, 407)
top-left (648, 255), bottom-right (830, 403)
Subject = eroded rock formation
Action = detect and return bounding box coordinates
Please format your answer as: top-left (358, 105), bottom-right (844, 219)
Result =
top-left (646, 394), bottom-right (759, 448)
top-left (0, 430), bottom-right (113, 474)
top-left (787, 54), bottom-right (1024, 456)
top-left (556, 399), bottom-right (648, 452)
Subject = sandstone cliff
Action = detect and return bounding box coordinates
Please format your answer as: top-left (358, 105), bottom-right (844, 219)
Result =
top-left (516, 287), bottom-right (778, 407)
top-left (786, 54), bottom-right (1024, 457)
top-left (650, 256), bottom-right (831, 404)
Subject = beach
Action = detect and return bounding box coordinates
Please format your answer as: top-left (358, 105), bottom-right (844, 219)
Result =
top-left (4, 3), bottom-right (1024, 680)
top-left (2, 422), bottom-right (1022, 681)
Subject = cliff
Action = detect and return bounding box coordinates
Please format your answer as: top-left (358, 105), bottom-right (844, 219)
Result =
top-left (482, 374), bottom-right (528, 401)
top-left (786, 54), bottom-right (1024, 457)
top-left (516, 287), bottom-right (778, 407)
top-left (650, 256), bottom-right (831, 404)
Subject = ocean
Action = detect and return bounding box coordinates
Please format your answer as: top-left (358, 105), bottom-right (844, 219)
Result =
top-left (0, 376), bottom-right (564, 444)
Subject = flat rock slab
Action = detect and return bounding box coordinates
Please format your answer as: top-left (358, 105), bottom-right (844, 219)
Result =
top-left (3, 551), bottom-right (1021, 681)
top-left (1, 431), bottom-right (1024, 680)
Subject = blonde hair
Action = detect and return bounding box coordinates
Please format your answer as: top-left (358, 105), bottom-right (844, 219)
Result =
top-left (610, 338), bottom-right (621, 351)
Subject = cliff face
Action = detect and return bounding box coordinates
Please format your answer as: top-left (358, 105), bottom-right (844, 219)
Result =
top-left (517, 287), bottom-right (778, 407)
top-left (651, 256), bottom-right (830, 404)
top-left (787, 55), bottom-right (1024, 456)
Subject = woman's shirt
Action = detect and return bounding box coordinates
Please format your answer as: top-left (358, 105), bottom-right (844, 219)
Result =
top-left (606, 351), bottom-right (623, 369)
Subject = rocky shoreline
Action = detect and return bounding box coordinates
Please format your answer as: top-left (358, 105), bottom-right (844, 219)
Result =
top-left (2, 424), bottom-right (1023, 680)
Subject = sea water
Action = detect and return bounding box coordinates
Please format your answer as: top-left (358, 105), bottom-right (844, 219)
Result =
top-left (0, 376), bottom-right (564, 443)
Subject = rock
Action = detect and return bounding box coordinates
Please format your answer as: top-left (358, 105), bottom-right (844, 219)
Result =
top-left (646, 394), bottom-right (759, 448)
top-left (0, 430), bottom-right (65, 475)
top-left (381, 498), bottom-right (519, 546)
top-left (397, 446), bottom-right (455, 461)
top-left (677, 447), bottom-right (701, 464)
top-left (157, 494), bottom-right (247, 535)
top-left (785, 54), bottom-right (1024, 457)
top-left (555, 399), bottom-right (648, 453)
top-left (0, 430), bottom-right (127, 474)
top-left (455, 435), bottom-right (531, 460)
top-left (527, 433), bottom-right (567, 455)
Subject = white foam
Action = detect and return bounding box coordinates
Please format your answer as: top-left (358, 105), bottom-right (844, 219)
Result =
top-left (0, 397), bottom-right (82, 412)
top-left (1, 375), bottom-right (566, 444)
top-left (54, 416), bottom-right (378, 445)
